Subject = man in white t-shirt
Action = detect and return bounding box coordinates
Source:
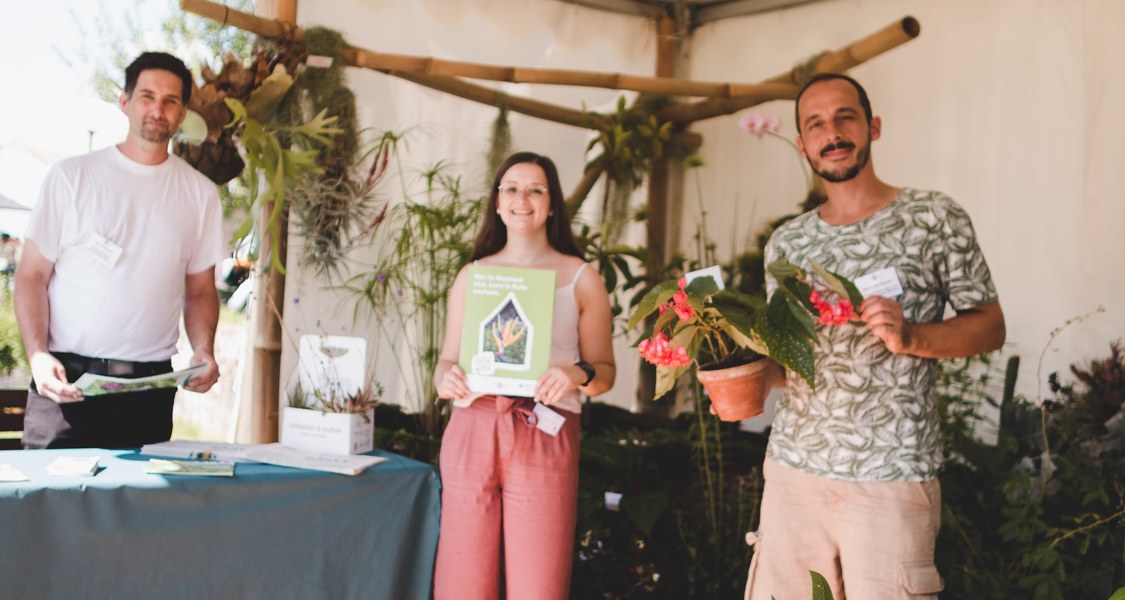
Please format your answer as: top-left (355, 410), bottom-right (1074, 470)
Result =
top-left (14, 52), bottom-right (225, 449)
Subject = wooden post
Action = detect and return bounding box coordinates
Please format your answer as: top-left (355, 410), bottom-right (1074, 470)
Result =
top-left (635, 13), bottom-right (683, 417)
top-left (246, 0), bottom-right (296, 443)
top-left (645, 14), bottom-right (677, 273)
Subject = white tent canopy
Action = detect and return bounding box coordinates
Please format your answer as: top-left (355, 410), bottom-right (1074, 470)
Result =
top-left (179, 0), bottom-right (1124, 428)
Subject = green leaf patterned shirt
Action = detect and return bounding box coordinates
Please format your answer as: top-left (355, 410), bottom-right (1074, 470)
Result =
top-left (763, 188), bottom-right (998, 481)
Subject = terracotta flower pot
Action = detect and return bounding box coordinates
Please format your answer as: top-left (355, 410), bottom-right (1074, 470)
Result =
top-left (696, 360), bottom-right (771, 421)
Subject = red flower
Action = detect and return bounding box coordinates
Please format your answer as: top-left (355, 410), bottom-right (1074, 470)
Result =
top-left (810, 289), bottom-right (856, 326)
top-left (638, 333), bottom-right (692, 368)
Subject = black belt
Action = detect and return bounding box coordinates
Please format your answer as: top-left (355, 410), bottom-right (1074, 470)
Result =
top-left (53, 352), bottom-right (172, 378)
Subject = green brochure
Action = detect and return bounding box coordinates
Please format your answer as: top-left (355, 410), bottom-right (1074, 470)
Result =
top-left (459, 265), bottom-right (556, 397)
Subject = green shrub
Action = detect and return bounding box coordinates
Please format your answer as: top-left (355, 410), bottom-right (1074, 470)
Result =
top-left (938, 343), bottom-right (1125, 599)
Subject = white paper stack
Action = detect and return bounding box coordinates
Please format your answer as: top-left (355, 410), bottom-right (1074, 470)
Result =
top-left (140, 440), bottom-right (262, 463)
top-left (244, 443), bottom-right (386, 476)
top-left (0, 464), bottom-right (29, 482)
top-left (46, 456), bottom-right (100, 477)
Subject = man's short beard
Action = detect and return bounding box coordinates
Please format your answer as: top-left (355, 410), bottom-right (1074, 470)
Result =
top-left (811, 143), bottom-right (870, 183)
top-left (141, 120), bottom-right (173, 144)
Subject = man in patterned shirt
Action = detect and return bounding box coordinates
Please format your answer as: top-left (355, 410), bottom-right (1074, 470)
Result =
top-left (742, 73), bottom-right (1006, 600)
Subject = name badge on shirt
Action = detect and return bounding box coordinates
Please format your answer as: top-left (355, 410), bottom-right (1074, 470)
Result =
top-left (854, 267), bottom-right (904, 299)
top-left (86, 232), bottom-right (123, 268)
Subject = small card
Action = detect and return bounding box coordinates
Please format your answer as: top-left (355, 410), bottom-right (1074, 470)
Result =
top-left (47, 455), bottom-right (100, 477)
top-left (0, 463), bottom-right (29, 482)
top-left (306, 54), bottom-right (334, 68)
top-left (146, 459), bottom-right (235, 477)
top-left (604, 491), bottom-right (623, 512)
top-left (86, 232), bottom-right (123, 268)
top-left (532, 403), bottom-right (565, 437)
top-left (854, 267), bottom-right (904, 299)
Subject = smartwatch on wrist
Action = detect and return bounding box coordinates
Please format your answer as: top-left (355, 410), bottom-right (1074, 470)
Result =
top-left (575, 360), bottom-right (595, 386)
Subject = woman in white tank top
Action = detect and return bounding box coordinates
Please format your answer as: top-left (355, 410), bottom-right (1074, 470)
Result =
top-left (431, 152), bottom-right (615, 599)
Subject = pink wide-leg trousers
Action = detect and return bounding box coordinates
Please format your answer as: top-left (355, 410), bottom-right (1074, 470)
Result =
top-left (434, 396), bottom-right (581, 600)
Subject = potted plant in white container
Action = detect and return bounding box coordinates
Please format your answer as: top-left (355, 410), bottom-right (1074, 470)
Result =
top-left (281, 335), bottom-right (381, 455)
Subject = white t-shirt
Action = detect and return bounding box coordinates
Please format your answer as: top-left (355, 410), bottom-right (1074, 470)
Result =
top-left (26, 146), bottom-right (225, 362)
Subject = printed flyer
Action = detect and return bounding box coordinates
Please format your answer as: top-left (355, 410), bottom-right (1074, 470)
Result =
top-left (459, 265), bottom-right (555, 397)
top-left (74, 364), bottom-right (208, 397)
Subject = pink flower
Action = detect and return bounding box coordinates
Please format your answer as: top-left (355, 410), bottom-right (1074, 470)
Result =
top-left (739, 113), bottom-right (782, 138)
top-left (658, 278), bottom-right (695, 322)
top-left (672, 289), bottom-right (693, 322)
top-left (638, 333), bottom-right (693, 368)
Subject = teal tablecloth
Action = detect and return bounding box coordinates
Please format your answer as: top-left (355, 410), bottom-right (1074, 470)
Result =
top-left (0, 447), bottom-right (440, 600)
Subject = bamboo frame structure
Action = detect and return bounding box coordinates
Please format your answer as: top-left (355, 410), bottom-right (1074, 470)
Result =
top-left (184, 0), bottom-right (781, 100)
top-left (182, 0), bottom-right (917, 130)
top-left (656, 16), bottom-right (921, 123)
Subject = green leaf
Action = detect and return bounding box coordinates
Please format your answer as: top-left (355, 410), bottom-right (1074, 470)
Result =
top-left (808, 258), bottom-right (864, 306)
top-left (710, 290), bottom-right (760, 338)
top-left (757, 294), bottom-right (816, 387)
top-left (620, 491), bottom-right (672, 537)
top-left (653, 364), bottom-right (689, 399)
top-left (782, 292), bottom-right (817, 340)
top-left (626, 280), bottom-right (679, 330)
top-left (223, 97), bottom-right (247, 127)
top-left (810, 571), bottom-right (834, 600)
top-left (767, 257), bottom-right (803, 282)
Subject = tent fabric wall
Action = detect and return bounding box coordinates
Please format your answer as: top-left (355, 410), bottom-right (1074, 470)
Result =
top-left (284, 0), bottom-right (1123, 413)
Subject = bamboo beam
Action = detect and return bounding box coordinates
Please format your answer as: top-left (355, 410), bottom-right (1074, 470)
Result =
top-left (182, 0), bottom-right (789, 99)
top-left (767, 16), bottom-right (921, 85)
top-left (357, 63), bottom-right (703, 147)
top-left (657, 82), bottom-right (799, 123)
top-left (183, 0), bottom-right (299, 39)
top-left (351, 46), bottom-right (753, 97)
top-left (369, 67), bottom-right (610, 131)
top-left (657, 16), bottom-right (920, 124)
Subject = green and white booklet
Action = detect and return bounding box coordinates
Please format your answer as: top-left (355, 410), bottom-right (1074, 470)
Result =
top-left (459, 265), bottom-right (555, 397)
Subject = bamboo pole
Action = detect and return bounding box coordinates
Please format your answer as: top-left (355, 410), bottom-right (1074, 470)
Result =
top-left (656, 16), bottom-right (921, 124)
top-left (250, 201), bottom-right (286, 443)
top-left (244, 0), bottom-right (294, 444)
top-left (182, 0), bottom-right (796, 99)
top-left (767, 16), bottom-right (921, 85)
top-left (646, 14), bottom-right (677, 269)
top-left (375, 68), bottom-right (611, 131)
top-left (183, 0), bottom-right (298, 39)
top-left (376, 67), bottom-right (703, 148)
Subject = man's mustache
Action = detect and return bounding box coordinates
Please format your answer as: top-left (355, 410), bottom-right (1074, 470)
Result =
top-left (820, 141), bottom-right (855, 157)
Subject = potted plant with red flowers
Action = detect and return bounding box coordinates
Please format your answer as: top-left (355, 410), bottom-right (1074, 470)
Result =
top-left (626, 258), bottom-right (861, 420)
